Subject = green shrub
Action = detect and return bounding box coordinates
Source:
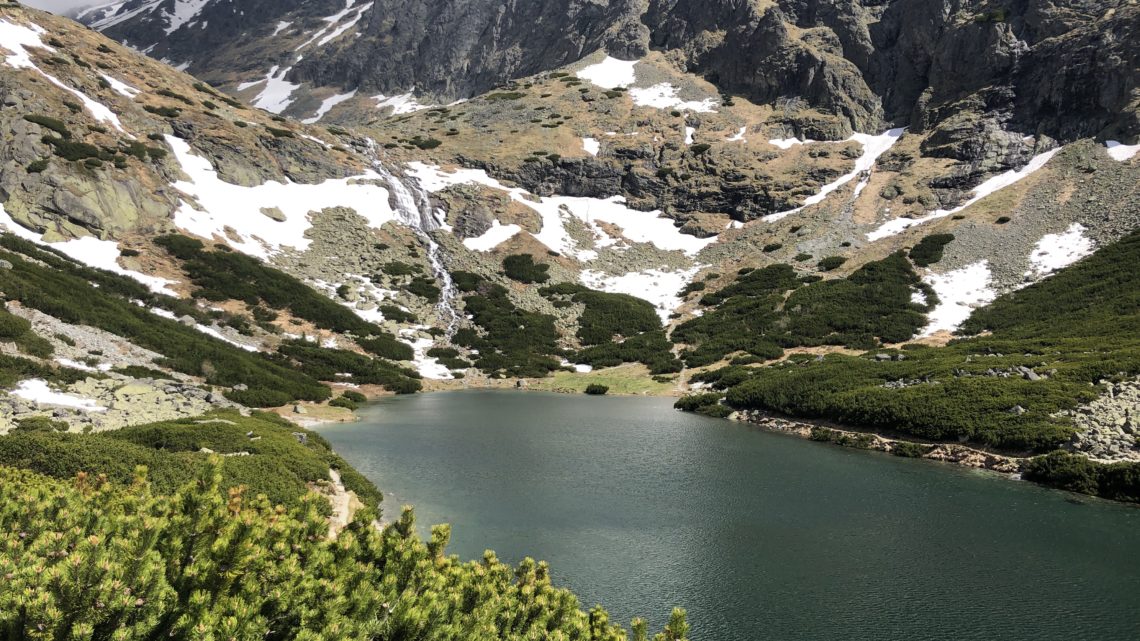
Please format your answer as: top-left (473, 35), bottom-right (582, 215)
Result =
top-left (680, 281), bottom-right (706, 296)
top-left (13, 416), bottom-right (69, 433)
top-left (154, 234), bottom-right (397, 342)
top-left (329, 395), bottom-right (359, 410)
top-left (114, 365), bottom-right (172, 379)
top-left (676, 254), bottom-right (931, 366)
top-left (540, 283), bottom-right (659, 346)
top-left (407, 276), bottom-right (441, 303)
top-left (278, 341), bottom-right (420, 394)
top-left (266, 126), bottom-right (295, 138)
top-left (377, 304), bottom-right (417, 324)
top-left (453, 275), bottom-right (562, 378)
top-left (817, 256), bottom-right (847, 272)
top-left (25, 159), bottom-right (49, 173)
top-left (156, 88), bottom-right (194, 105)
top-left (0, 307), bottom-right (32, 339)
top-left (584, 384), bottom-right (609, 395)
top-left (23, 114), bottom-right (70, 138)
top-left (381, 261), bottom-right (420, 276)
top-left (708, 232), bottom-right (1140, 452)
top-left (0, 458), bottom-right (685, 640)
top-left (762, 243), bottom-right (783, 253)
top-left (690, 143), bottom-right (712, 155)
top-left (15, 332), bottom-right (54, 358)
top-left (342, 390), bottom-right (367, 404)
top-left (410, 136), bottom-right (442, 150)
top-left (356, 333), bottom-right (415, 361)
top-left (143, 105), bottom-right (181, 118)
top-left (1021, 451), bottom-right (1140, 502)
top-left (502, 254), bottom-right (551, 284)
top-left (891, 441), bottom-right (932, 458)
top-left (41, 136), bottom-right (104, 161)
top-left (909, 233), bottom-right (955, 267)
top-left (674, 393), bottom-right (723, 412)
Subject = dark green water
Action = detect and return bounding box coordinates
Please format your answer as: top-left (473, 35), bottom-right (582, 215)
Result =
top-left (315, 390), bottom-right (1140, 641)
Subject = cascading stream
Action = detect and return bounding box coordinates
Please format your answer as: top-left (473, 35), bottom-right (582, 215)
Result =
top-left (366, 140), bottom-right (460, 338)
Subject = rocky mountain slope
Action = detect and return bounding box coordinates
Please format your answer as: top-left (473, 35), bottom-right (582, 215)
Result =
top-left (2, 1), bottom-right (1139, 494)
top-left (83, 1), bottom-right (1138, 145)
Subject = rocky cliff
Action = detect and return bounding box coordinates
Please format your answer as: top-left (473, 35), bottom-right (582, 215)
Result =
top-left (80, 0), bottom-right (1138, 148)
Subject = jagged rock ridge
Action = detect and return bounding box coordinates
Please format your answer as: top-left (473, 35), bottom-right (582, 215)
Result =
top-left (81, 0), bottom-right (1139, 146)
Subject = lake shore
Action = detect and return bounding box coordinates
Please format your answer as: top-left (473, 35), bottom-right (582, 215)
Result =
top-left (732, 409), bottom-right (1026, 475)
top-left (418, 363), bottom-right (686, 397)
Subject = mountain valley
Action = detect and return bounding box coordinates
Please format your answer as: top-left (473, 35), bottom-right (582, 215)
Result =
top-left (0, 1), bottom-right (1138, 637)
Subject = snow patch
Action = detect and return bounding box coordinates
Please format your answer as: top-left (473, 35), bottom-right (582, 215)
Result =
top-left (1027, 223), bottom-right (1093, 278)
top-left (561, 359), bottom-right (594, 373)
top-left (407, 163), bottom-right (717, 258)
top-left (296, 0), bottom-right (366, 51)
top-left (769, 138), bottom-right (813, 150)
top-left (581, 267), bottom-right (700, 324)
top-left (193, 324), bottom-right (258, 351)
top-left (162, 0), bottom-right (210, 35)
top-left (629, 83), bottom-right (717, 113)
top-left (463, 221), bottom-right (523, 252)
top-left (99, 73), bottom-right (140, 98)
top-left (373, 92), bottom-right (432, 115)
top-left (273, 21), bottom-right (292, 36)
top-left (11, 379), bottom-right (106, 412)
top-left (919, 261), bottom-right (996, 337)
top-left (577, 56), bottom-right (638, 89)
top-left (245, 65), bottom-right (300, 114)
top-left (867, 148), bottom-right (1061, 241)
top-left (684, 126), bottom-right (696, 145)
top-left (166, 136), bottom-right (398, 259)
top-left (582, 137), bottom-right (601, 156)
top-left (727, 127), bottom-right (747, 142)
top-left (55, 358), bottom-right (112, 373)
top-left (1105, 140), bottom-right (1139, 161)
top-left (399, 330), bottom-right (453, 380)
top-left (303, 90), bottom-right (357, 124)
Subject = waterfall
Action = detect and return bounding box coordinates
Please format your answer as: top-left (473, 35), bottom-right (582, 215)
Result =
top-left (367, 141), bottom-right (460, 337)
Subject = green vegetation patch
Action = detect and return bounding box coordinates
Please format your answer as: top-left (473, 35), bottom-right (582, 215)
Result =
top-left (277, 340), bottom-right (421, 395)
top-left (502, 254), bottom-right (551, 284)
top-left (0, 234), bottom-right (329, 405)
top-left (0, 461), bottom-right (686, 640)
top-left (452, 274), bottom-right (562, 378)
top-left (817, 256), bottom-right (847, 272)
top-left (0, 409), bottom-right (379, 510)
top-left (703, 231), bottom-right (1140, 453)
top-left (909, 233), bottom-right (955, 267)
top-left (540, 283), bottom-right (681, 374)
top-left (674, 254), bottom-right (935, 367)
top-left (154, 235), bottom-right (408, 357)
top-left (23, 114), bottom-right (70, 138)
top-left (1022, 451), bottom-right (1140, 503)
